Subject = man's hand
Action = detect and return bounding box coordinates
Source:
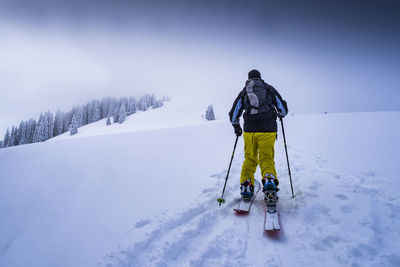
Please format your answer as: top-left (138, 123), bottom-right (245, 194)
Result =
top-left (233, 124), bottom-right (242, 136)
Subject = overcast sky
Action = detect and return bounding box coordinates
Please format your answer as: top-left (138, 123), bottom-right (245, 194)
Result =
top-left (1, 0), bottom-right (399, 135)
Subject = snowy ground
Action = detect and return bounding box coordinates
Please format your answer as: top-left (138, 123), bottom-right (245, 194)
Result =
top-left (1, 100), bottom-right (399, 266)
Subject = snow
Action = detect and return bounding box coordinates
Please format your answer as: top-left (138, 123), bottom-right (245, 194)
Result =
top-left (50, 100), bottom-right (210, 140)
top-left (1, 100), bottom-right (399, 266)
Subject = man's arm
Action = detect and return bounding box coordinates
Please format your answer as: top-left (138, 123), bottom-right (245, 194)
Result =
top-left (270, 86), bottom-right (288, 118)
top-left (229, 90), bottom-right (245, 125)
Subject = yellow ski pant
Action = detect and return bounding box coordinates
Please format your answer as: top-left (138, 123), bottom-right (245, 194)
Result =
top-left (240, 132), bottom-right (278, 185)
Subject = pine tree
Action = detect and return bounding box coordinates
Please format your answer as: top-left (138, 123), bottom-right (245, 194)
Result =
top-left (63, 110), bottom-right (74, 133)
top-left (45, 111), bottom-right (54, 140)
top-left (120, 97), bottom-right (129, 115)
top-left (152, 98), bottom-right (159, 109)
top-left (9, 126), bottom-right (17, 147)
top-left (75, 106), bottom-right (84, 127)
top-left (18, 121), bottom-right (27, 145)
top-left (14, 122), bottom-right (22, 146)
top-left (106, 113), bottom-right (111, 125)
top-left (42, 113), bottom-right (49, 141)
top-left (42, 113), bottom-right (49, 140)
top-left (101, 97), bottom-right (112, 119)
top-left (87, 100), bottom-right (101, 124)
top-left (128, 97), bottom-right (137, 115)
top-left (33, 114), bottom-right (44, 142)
top-left (83, 104), bottom-right (89, 125)
top-left (69, 114), bottom-right (78, 135)
top-left (87, 101), bottom-right (94, 124)
top-left (205, 105), bottom-right (215, 121)
top-left (108, 101), bottom-right (115, 120)
top-left (26, 119), bottom-right (36, 144)
top-left (54, 111), bottom-right (64, 137)
top-left (93, 100), bottom-right (101, 122)
top-left (138, 96), bottom-right (147, 111)
top-left (150, 94), bottom-right (157, 108)
top-left (152, 98), bottom-right (164, 109)
top-left (119, 105), bottom-right (127, 124)
top-left (113, 106), bottom-right (120, 123)
top-left (4, 128), bottom-right (10, 147)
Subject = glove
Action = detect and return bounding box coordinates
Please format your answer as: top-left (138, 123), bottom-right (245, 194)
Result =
top-left (233, 124), bottom-right (242, 136)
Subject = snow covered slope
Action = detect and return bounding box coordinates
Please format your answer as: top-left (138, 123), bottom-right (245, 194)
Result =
top-left (1, 101), bottom-right (399, 267)
top-left (50, 100), bottom-right (210, 140)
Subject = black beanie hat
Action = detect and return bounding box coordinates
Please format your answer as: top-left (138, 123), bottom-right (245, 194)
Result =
top-left (248, 69), bottom-right (261, 79)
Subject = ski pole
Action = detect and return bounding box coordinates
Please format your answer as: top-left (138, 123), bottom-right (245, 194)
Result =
top-left (280, 117), bottom-right (295, 198)
top-left (217, 135), bottom-right (239, 206)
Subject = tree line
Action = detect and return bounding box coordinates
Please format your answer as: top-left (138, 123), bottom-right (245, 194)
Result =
top-left (0, 94), bottom-right (169, 149)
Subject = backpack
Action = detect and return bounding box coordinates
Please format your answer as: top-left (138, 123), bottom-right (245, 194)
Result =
top-left (243, 78), bottom-right (275, 120)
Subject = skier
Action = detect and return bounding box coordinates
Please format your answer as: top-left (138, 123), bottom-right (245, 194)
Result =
top-left (229, 69), bottom-right (288, 201)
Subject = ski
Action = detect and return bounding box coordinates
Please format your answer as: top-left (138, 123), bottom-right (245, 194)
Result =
top-left (263, 190), bottom-right (280, 231)
top-left (233, 180), bottom-right (260, 214)
top-left (264, 207), bottom-right (280, 231)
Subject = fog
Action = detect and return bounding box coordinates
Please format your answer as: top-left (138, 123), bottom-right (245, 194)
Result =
top-left (1, 0), bottom-right (399, 134)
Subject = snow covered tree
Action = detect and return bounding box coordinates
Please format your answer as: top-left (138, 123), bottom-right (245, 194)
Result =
top-left (0, 140), bottom-right (3, 148)
top-left (32, 112), bottom-right (54, 142)
top-left (113, 106), bottom-right (120, 123)
top-left (106, 113), bottom-right (111, 125)
top-left (87, 101), bottom-right (94, 123)
top-left (63, 109), bottom-right (75, 133)
top-left (118, 105), bottom-right (127, 124)
top-left (8, 126), bottom-right (17, 147)
top-left (0, 94), bottom-right (168, 147)
top-left (152, 98), bottom-right (164, 109)
top-left (149, 94), bottom-right (157, 108)
top-left (138, 96), bottom-right (148, 111)
top-left (69, 114), bottom-right (78, 135)
top-left (15, 122), bottom-right (23, 145)
top-left (108, 101), bottom-right (115, 119)
top-left (88, 100), bottom-right (101, 123)
top-left (205, 105), bottom-right (215, 121)
top-left (4, 128), bottom-right (10, 147)
top-left (93, 100), bottom-right (101, 122)
top-left (74, 106), bottom-right (84, 127)
top-left (32, 116), bottom-right (40, 142)
top-left (42, 114), bottom-right (49, 140)
top-left (120, 97), bottom-right (129, 115)
top-left (100, 98), bottom-right (108, 119)
top-left (53, 111), bottom-right (64, 137)
top-left (44, 111), bottom-right (54, 140)
top-left (18, 121), bottom-right (27, 145)
top-left (24, 121), bottom-right (31, 143)
top-left (33, 114), bottom-right (45, 142)
top-left (3, 128), bottom-right (10, 147)
top-left (82, 104), bottom-right (89, 126)
top-left (26, 119), bottom-right (36, 144)
top-left (127, 97), bottom-right (136, 115)
top-left (38, 112), bottom-right (50, 141)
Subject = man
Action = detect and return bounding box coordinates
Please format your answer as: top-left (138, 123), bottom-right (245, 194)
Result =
top-left (229, 69), bottom-right (288, 201)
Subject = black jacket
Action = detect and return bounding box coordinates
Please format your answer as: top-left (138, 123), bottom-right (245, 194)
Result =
top-left (229, 80), bottom-right (288, 132)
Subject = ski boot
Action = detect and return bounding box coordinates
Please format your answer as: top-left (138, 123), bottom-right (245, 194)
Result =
top-left (262, 174), bottom-right (279, 193)
top-left (240, 179), bottom-right (254, 201)
top-left (262, 174), bottom-right (279, 213)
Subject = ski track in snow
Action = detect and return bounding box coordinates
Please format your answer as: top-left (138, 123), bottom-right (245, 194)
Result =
top-left (101, 146), bottom-right (400, 267)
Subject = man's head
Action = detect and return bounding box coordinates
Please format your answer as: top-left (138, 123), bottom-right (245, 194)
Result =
top-left (248, 69), bottom-right (261, 79)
